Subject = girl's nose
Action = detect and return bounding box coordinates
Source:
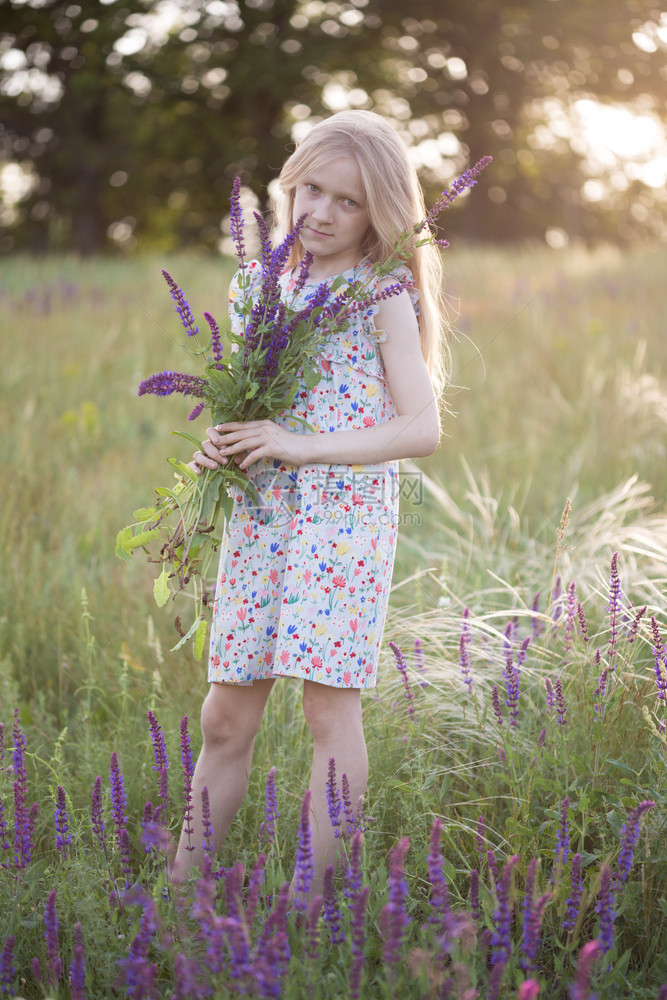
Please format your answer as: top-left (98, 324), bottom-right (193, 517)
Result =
top-left (312, 198), bottom-right (333, 224)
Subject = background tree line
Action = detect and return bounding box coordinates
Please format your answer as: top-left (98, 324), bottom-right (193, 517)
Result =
top-left (1, 0), bottom-right (666, 254)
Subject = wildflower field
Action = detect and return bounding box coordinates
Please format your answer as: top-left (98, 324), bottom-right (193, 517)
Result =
top-left (1, 244), bottom-right (666, 998)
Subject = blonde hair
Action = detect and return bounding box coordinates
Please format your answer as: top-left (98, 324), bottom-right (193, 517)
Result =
top-left (275, 110), bottom-right (449, 396)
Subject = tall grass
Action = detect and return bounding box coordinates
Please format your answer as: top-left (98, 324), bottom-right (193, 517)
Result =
top-left (1, 246), bottom-right (666, 997)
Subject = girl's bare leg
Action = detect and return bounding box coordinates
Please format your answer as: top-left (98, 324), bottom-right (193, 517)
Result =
top-left (299, 680), bottom-right (369, 898)
top-left (171, 678), bottom-right (275, 883)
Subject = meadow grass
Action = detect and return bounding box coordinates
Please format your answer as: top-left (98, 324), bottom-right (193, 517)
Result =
top-left (0, 246), bottom-right (666, 998)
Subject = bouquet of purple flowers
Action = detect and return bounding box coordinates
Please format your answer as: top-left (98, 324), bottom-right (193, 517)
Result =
top-left (117, 161), bottom-right (491, 655)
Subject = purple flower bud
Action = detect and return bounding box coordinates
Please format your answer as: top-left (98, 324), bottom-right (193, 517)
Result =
top-left (426, 817), bottom-right (450, 928)
top-left (536, 728), bottom-right (546, 748)
top-left (491, 685), bottom-right (504, 726)
top-left (563, 853), bottom-right (583, 931)
top-left (490, 854), bottom-right (519, 966)
top-left (626, 604), bottom-right (646, 644)
top-left (519, 981), bottom-right (541, 1000)
top-left (650, 618), bottom-right (667, 702)
top-left (570, 939), bottom-right (602, 999)
top-left (69, 923), bottom-right (86, 1000)
top-left (54, 785), bottom-right (71, 858)
top-left (258, 766), bottom-right (279, 850)
top-left (607, 552), bottom-right (622, 670)
top-left (117, 895), bottom-right (159, 997)
top-left (379, 837), bottom-right (410, 970)
top-left (521, 858), bottom-right (551, 972)
top-left (564, 581), bottom-right (577, 658)
top-left (422, 156), bottom-right (493, 228)
top-left (340, 773), bottom-right (356, 836)
top-left (577, 601), bottom-right (589, 644)
top-left (201, 786), bottom-right (214, 854)
top-left (161, 269), bottom-right (200, 337)
top-left (0, 934), bottom-right (16, 995)
top-left (322, 863), bottom-right (345, 944)
top-left (595, 863), bottom-right (615, 954)
top-left (294, 790), bottom-right (314, 910)
top-left (305, 894), bottom-right (323, 963)
top-left (554, 797), bottom-right (570, 869)
top-left (90, 775), bottom-right (107, 855)
top-left (146, 709), bottom-right (170, 822)
top-left (616, 800), bottom-right (655, 885)
top-left (44, 889), bottom-right (62, 986)
top-left (503, 649), bottom-right (520, 727)
top-left (325, 757), bottom-right (342, 839)
top-left (459, 607), bottom-right (474, 690)
top-left (138, 370), bottom-right (208, 400)
top-left (32, 956), bottom-right (42, 982)
top-left (109, 752), bottom-right (127, 851)
top-left (388, 641), bottom-right (416, 720)
top-left (229, 176), bottom-right (247, 266)
top-left (344, 829), bottom-right (364, 900)
top-left (348, 884), bottom-right (370, 1000)
top-left (179, 717), bottom-right (195, 854)
top-left (555, 677), bottom-right (567, 726)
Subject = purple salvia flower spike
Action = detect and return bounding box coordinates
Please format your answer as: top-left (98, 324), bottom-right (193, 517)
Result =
top-left (31, 956), bottom-right (42, 983)
top-left (179, 717), bottom-right (195, 853)
top-left (322, 864), bottom-right (345, 944)
top-left (555, 677), bottom-right (567, 726)
top-left (138, 370), bottom-right (207, 399)
top-left (90, 775), bottom-right (107, 855)
top-left (487, 848), bottom-right (500, 894)
top-left (229, 176), bottom-right (246, 267)
top-left (54, 785), bottom-right (71, 858)
top-left (344, 829), bottom-right (364, 900)
top-left (109, 752), bottom-right (127, 851)
top-left (294, 790), bottom-right (314, 910)
top-left (519, 981), bottom-right (541, 1000)
top-left (201, 786), bottom-right (214, 854)
top-left (414, 636), bottom-right (429, 687)
top-left (627, 604), bottom-right (646, 644)
top-left (531, 591), bottom-right (543, 638)
top-left (348, 884), bottom-right (370, 1000)
top-left (203, 310), bottom-right (226, 369)
top-left (421, 156), bottom-right (493, 230)
top-left (459, 607), bottom-right (474, 690)
top-left (146, 709), bottom-right (170, 823)
top-left (594, 664), bottom-right (609, 718)
top-left (490, 854), bottom-right (519, 966)
top-left (577, 601), bottom-right (590, 644)
top-left (325, 757), bottom-right (342, 839)
top-left (650, 618), bottom-right (667, 702)
top-left (503, 647), bottom-right (520, 727)
top-left (161, 269), bottom-right (200, 337)
top-left (117, 895), bottom-right (159, 997)
top-left (69, 923), bottom-right (86, 1000)
top-left (563, 853), bottom-right (583, 932)
top-left (554, 796), bottom-right (571, 870)
top-left (44, 889), bottom-right (62, 987)
top-left (341, 773), bottom-right (355, 836)
top-left (388, 641), bottom-right (416, 720)
top-left (551, 575), bottom-right (563, 622)
top-left (187, 401), bottom-right (205, 422)
top-left (426, 817), bottom-right (451, 928)
top-left (305, 894), bottom-right (323, 963)
top-left (607, 552), bottom-right (622, 670)
top-left (616, 799), bottom-right (655, 885)
top-left (517, 635), bottom-right (531, 672)
top-left (0, 935), bottom-right (17, 996)
top-left (379, 837), bottom-right (411, 970)
top-left (570, 939), bottom-right (602, 999)
top-left (258, 766), bottom-right (279, 850)
top-left (521, 858), bottom-right (551, 972)
top-left (491, 684), bottom-right (504, 726)
top-left (245, 851), bottom-right (267, 933)
top-left (119, 827), bottom-right (132, 880)
top-left (475, 814), bottom-right (486, 857)
top-left (595, 863), bottom-right (615, 954)
top-left (564, 580), bottom-right (577, 659)
top-left (0, 799), bottom-right (9, 853)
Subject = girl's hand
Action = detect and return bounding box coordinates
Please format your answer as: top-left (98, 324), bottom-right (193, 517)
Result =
top-left (191, 421), bottom-right (305, 473)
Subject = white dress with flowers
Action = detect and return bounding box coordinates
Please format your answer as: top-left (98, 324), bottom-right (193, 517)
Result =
top-left (207, 259), bottom-right (420, 689)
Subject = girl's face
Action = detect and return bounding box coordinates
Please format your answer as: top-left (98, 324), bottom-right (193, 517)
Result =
top-left (292, 155), bottom-right (371, 278)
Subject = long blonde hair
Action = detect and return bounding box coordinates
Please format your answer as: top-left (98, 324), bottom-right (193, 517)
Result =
top-left (275, 110), bottom-right (449, 396)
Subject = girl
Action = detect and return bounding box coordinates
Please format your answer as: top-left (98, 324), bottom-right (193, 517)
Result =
top-left (171, 109), bottom-right (446, 894)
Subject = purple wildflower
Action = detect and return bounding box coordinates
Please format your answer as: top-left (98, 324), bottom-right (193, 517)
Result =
top-left (172, 952), bottom-right (205, 1000)
top-left (344, 829), bottom-right (364, 900)
top-left (0, 723), bottom-right (4, 764)
top-left (203, 310), bottom-right (226, 369)
top-left (229, 176), bottom-right (246, 266)
top-left (503, 647), bottom-right (520, 727)
top-left (426, 817), bottom-right (451, 929)
top-left (379, 837), bottom-right (411, 969)
top-left (117, 895), bottom-right (159, 998)
top-left (340, 773), bottom-right (356, 836)
top-left (201, 786), bottom-right (214, 854)
top-left (161, 268), bottom-right (200, 337)
top-left (179, 717), bottom-right (195, 854)
top-left (563, 853), bottom-right (583, 931)
top-left (258, 766), bottom-right (279, 850)
top-left (120, 827), bottom-right (132, 879)
top-left (323, 864), bottom-right (345, 944)
top-left (577, 601), bottom-right (589, 644)
top-left (138, 370), bottom-right (207, 400)
top-left (305, 895), bottom-right (323, 964)
top-left (459, 607), bottom-right (474, 690)
top-left (490, 854), bottom-right (519, 966)
top-left (626, 605), bottom-right (646, 644)
top-left (595, 863), bottom-right (615, 954)
top-left (245, 851), bottom-right (267, 933)
top-left (191, 854), bottom-right (224, 975)
top-left (616, 800), bottom-right (655, 885)
top-left (0, 935), bottom-right (16, 995)
top-left (44, 889), bottom-right (62, 986)
top-left (325, 757), bottom-right (342, 839)
top-left (487, 848), bottom-right (500, 893)
top-left (545, 676), bottom-right (555, 714)
top-left (294, 790), bottom-right (314, 910)
top-left (348, 884), bottom-right (370, 1000)
top-left (32, 957), bottom-right (42, 983)
top-left (187, 401), bottom-right (205, 421)
top-left (146, 709), bottom-right (170, 822)
top-left (470, 868), bottom-right (480, 920)
top-left (11, 712), bottom-right (33, 869)
top-left (54, 785), bottom-right (71, 858)
top-left (420, 156), bottom-right (493, 230)
top-left (552, 575), bottom-right (563, 622)
top-left (594, 664), bottom-right (609, 718)
top-left (537, 728), bottom-right (546, 747)
top-left (90, 776), bottom-right (107, 855)
top-left (69, 923), bottom-right (86, 1000)
top-left (491, 685), bottom-right (504, 726)
top-left (109, 752), bottom-right (127, 851)
top-left (554, 797), bottom-right (571, 869)
top-left (519, 982), bottom-right (541, 1000)
top-left (257, 882), bottom-right (291, 995)
top-left (555, 677), bottom-right (567, 726)
top-left (531, 591), bottom-right (543, 638)
top-left (607, 552), bottom-right (622, 669)
top-left (521, 858), bottom-right (551, 971)
top-left (388, 641), bottom-right (416, 720)
top-left (517, 635), bottom-right (531, 671)
top-left (570, 939), bottom-right (601, 999)
top-left (650, 618), bottom-right (667, 701)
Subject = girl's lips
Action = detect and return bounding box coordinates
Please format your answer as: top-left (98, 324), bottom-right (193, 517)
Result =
top-left (306, 226), bottom-right (332, 238)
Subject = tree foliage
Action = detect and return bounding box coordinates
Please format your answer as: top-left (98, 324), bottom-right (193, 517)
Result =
top-left (1, 0), bottom-right (666, 252)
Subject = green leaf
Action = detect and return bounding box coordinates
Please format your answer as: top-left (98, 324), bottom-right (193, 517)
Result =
top-left (132, 505), bottom-right (160, 522)
top-left (171, 430), bottom-right (205, 449)
top-left (171, 615), bottom-right (206, 653)
top-left (302, 364), bottom-right (322, 391)
top-left (126, 527), bottom-right (160, 551)
top-left (245, 380), bottom-right (260, 401)
top-left (115, 527), bottom-right (134, 563)
top-left (153, 568), bottom-right (170, 607)
top-left (193, 617), bottom-right (208, 659)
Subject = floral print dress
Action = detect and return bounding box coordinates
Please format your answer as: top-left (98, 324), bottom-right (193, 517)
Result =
top-left (208, 259), bottom-right (420, 689)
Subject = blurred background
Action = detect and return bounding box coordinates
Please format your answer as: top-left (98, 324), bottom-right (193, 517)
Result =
top-left (1, 0), bottom-right (667, 255)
